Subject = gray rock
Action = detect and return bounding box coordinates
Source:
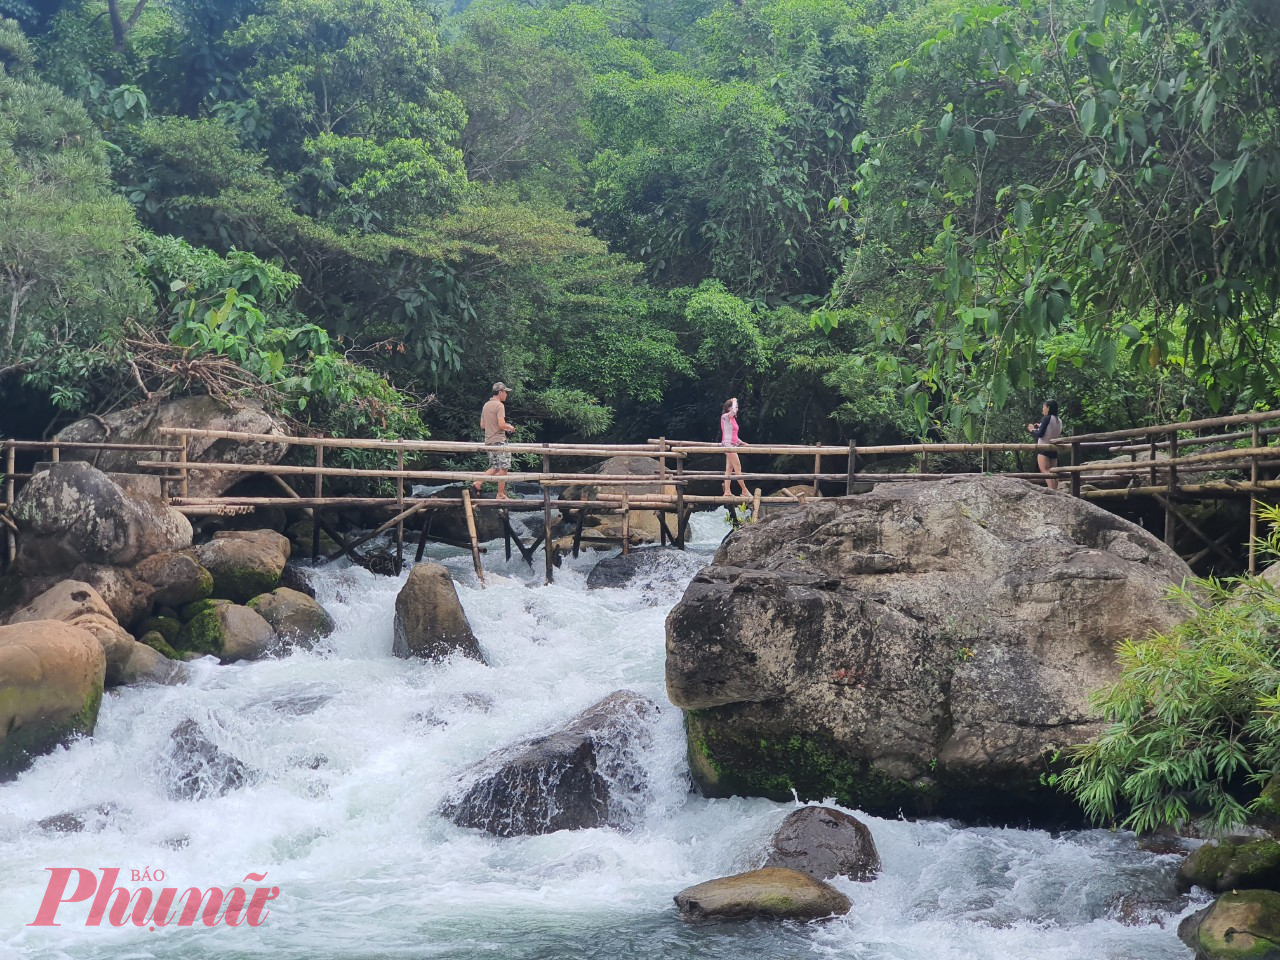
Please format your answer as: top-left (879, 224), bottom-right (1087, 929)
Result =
top-left (765, 806), bottom-right (880, 881)
top-left (1178, 890), bottom-right (1280, 959)
top-left (393, 563), bottom-right (483, 662)
top-left (586, 546), bottom-right (704, 591)
top-left (674, 867), bottom-right (851, 922)
top-left (193, 530), bottom-right (290, 603)
top-left (132, 551), bottom-right (214, 608)
top-left (247, 587), bottom-right (335, 647)
top-left (11, 462), bottom-right (191, 575)
top-left (440, 691), bottom-right (657, 836)
top-left (1178, 837), bottom-right (1280, 894)
top-left (175, 602), bottom-right (276, 662)
top-left (666, 475), bottom-right (1193, 822)
top-left (164, 719), bottom-right (250, 800)
top-left (56, 395), bottom-right (290, 498)
top-left (559, 456), bottom-right (677, 548)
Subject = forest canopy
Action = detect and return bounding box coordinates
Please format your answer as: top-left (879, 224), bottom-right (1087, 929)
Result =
top-left (1, 0), bottom-right (1277, 444)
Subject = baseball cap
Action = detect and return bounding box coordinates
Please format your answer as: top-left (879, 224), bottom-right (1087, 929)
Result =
top-left (493, 382), bottom-right (510, 393)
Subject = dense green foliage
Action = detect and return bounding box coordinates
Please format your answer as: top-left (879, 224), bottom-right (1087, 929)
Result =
top-left (0, 0), bottom-right (1276, 446)
top-left (1061, 506), bottom-right (1280, 834)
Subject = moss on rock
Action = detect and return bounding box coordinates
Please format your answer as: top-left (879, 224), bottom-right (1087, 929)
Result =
top-left (174, 610), bottom-right (225, 657)
top-left (179, 598), bottom-right (228, 622)
top-left (1179, 838), bottom-right (1280, 894)
top-left (137, 616), bottom-right (181, 645)
top-left (0, 678), bottom-right (103, 780)
top-left (137, 630), bottom-right (182, 661)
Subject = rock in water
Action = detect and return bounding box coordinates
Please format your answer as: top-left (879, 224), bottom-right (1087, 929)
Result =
top-left (1179, 890), bottom-right (1280, 959)
top-left (194, 530), bottom-right (291, 603)
top-left (0, 621), bottom-right (105, 780)
top-left (175, 602), bottom-right (276, 662)
top-left (441, 690), bottom-right (657, 836)
top-left (666, 476), bottom-right (1192, 823)
top-left (248, 588), bottom-right (336, 647)
top-left (165, 719), bottom-right (250, 800)
top-left (586, 547), bottom-right (705, 591)
top-left (559, 456), bottom-right (677, 548)
top-left (1178, 838), bottom-right (1280, 894)
top-left (674, 867), bottom-right (851, 922)
top-left (11, 462), bottom-right (192, 574)
top-left (393, 563), bottom-right (483, 662)
top-left (765, 806), bottom-right (880, 881)
top-left (56, 395), bottom-right (289, 498)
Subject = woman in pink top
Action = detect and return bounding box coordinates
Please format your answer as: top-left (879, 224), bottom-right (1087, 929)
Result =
top-left (720, 397), bottom-right (750, 498)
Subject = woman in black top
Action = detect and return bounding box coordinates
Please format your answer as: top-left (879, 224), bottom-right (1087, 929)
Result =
top-left (1027, 399), bottom-right (1062, 490)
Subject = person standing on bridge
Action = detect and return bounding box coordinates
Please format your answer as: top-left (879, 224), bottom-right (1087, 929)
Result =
top-left (474, 382), bottom-right (517, 499)
top-left (1027, 398), bottom-right (1062, 490)
top-left (721, 397), bottom-right (751, 498)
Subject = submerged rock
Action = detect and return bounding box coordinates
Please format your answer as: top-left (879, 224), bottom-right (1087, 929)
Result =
top-left (673, 867), bottom-right (851, 922)
top-left (38, 802), bottom-right (121, 834)
top-left (440, 690), bottom-right (657, 836)
top-left (0, 620), bottom-right (105, 780)
top-left (393, 563), bottom-right (483, 662)
top-left (1179, 838), bottom-right (1280, 894)
top-left (164, 719), bottom-right (250, 800)
top-left (666, 475), bottom-right (1192, 823)
top-left (1179, 890), bottom-right (1280, 959)
top-left (586, 547), bottom-right (702, 591)
top-left (765, 805), bottom-right (880, 881)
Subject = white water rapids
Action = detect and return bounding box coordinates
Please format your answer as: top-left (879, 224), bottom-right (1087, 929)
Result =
top-left (1, 513), bottom-right (1199, 959)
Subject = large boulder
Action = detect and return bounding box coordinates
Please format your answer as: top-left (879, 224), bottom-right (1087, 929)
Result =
top-left (0, 620), bottom-right (105, 779)
top-left (175, 602), bottom-right (276, 662)
top-left (11, 462), bottom-right (192, 575)
top-left (586, 546), bottom-right (705, 592)
top-left (1179, 890), bottom-right (1280, 959)
top-left (764, 805), bottom-right (880, 881)
top-left (9, 580), bottom-right (146, 687)
top-left (673, 867), bottom-right (851, 922)
top-left (440, 690), bottom-right (657, 836)
top-left (193, 530), bottom-right (290, 603)
top-left (559, 456), bottom-right (677, 549)
top-left (56, 395), bottom-right (290, 498)
top-left (666, 476), bottom-right (1192, 822)
top-left (132, 552), bottom-right (214, 608)
top-left (1179, 838), bottom-right (1280, 894)
top-left (247, 587), bottom-right (336, 647)
top-left (393, 563), bottom-right (483, 662)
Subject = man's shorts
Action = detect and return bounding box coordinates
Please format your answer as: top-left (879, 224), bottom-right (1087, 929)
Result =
top-left (487, 443), bottom-right (512, 471)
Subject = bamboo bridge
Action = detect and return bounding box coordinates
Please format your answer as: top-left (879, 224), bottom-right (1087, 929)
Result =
top-left (3, 408), bottom-right (1279, 583)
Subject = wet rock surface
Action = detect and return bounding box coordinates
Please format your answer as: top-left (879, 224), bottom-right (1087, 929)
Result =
top-left (764, 805), bottom-right (880, 881)
top-left (440, 690), bottom-right (657, 836)
top-left (164, 719), bottom-right (251, 800)
top-left (674, 867), bottom-right (852, 922)
top-left (393, 563), bottom-right (483, 662)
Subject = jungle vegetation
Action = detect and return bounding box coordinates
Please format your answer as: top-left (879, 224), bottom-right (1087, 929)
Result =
top-left (0, 0), bottom-right (1277, 447)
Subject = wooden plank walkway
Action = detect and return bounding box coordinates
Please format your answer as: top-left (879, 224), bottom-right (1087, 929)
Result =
top-left (3, 409), bottom-right (1279, 582)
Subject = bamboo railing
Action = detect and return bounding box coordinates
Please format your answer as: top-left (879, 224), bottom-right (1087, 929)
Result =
top-left (5, 409), bottom-right (1280, 581)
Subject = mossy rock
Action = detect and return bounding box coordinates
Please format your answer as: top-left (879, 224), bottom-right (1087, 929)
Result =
top-left (179, 598), bottom-right (229, 622)
top-left (1180, 838), bottom-right (1280, 894)
top-left (137, 630), bottom-right (182, 661)
top-left (136, 616), bottom-right (181, 645)
top-left (174, 610), bottom-right (226, 657)
top-left (0, 679), bottom-right (102, 781)
top-left (1180, 890), bottom-right (1280, 959)
top-left (684, 709), bottom-right (933, 814)
top-left (173, 603), bottom-right (275, 662)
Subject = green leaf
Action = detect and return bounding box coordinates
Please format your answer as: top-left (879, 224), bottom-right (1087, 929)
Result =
top-left (1018, 105), bottom-right (1036, 131)
top-left (1080, 97), bottom-right (1097, 135)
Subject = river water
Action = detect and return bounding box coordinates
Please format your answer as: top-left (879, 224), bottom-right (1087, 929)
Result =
top-left (1, 513), bottom-right (1198, 959)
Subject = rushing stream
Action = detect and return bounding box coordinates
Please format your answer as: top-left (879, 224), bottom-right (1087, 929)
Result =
top-left (1, 513), bottom-right (1198, 959)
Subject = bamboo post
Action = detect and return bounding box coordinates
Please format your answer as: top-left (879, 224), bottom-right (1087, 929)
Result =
top-left (572, 508), bottom-right (586, 558)
top-left (395, 443), bottom-right (405, 574)
top-left (179, 432), bottom-right (190, 500)
top-left (312, 445), bottom-right (323, 561)
top-left (621, 491), bottom-right (630, 555)
top-left (1165, 432), bottom-right (1179, 548)
top-left (50, 440), bottom-right (59, 464)
top-left (658, 437), bottom-right (668, 546)
top-left (846, 440), bottom-right (856, 495)
top-left (675, 454), bottom-right (686, 549)
top-left (751, 487), bottom-right (761, 522)
top-left (1148, 437), bottom-right (1158, 486)
top-left (1250, 423), bottom-right (1261, 574)
top-left (980, 446), bottom-right (989, 475)
top-left (542, 447), bottom-right (554, 583)
top-left (460, 487), bottom-right (485, 586)
top-left (2, 441), bottom-right (10, 565)
top-left (813, 444), bottom-right (822, 496)
top-left (1070, 442), bottom-right (1082, 498)
top-left (503, 508), bottom-right (512, 561)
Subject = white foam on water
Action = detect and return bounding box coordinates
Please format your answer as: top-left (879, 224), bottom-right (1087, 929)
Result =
top-left (0, 511), bottom-right (1199, 958)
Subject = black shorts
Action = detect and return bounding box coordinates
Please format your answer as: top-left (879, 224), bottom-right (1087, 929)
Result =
top-left (1038, 449), bottom-right (1058, 462)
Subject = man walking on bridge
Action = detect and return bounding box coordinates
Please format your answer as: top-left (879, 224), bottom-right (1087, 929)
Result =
top-left (474, 382), bottom-right (517, 499)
